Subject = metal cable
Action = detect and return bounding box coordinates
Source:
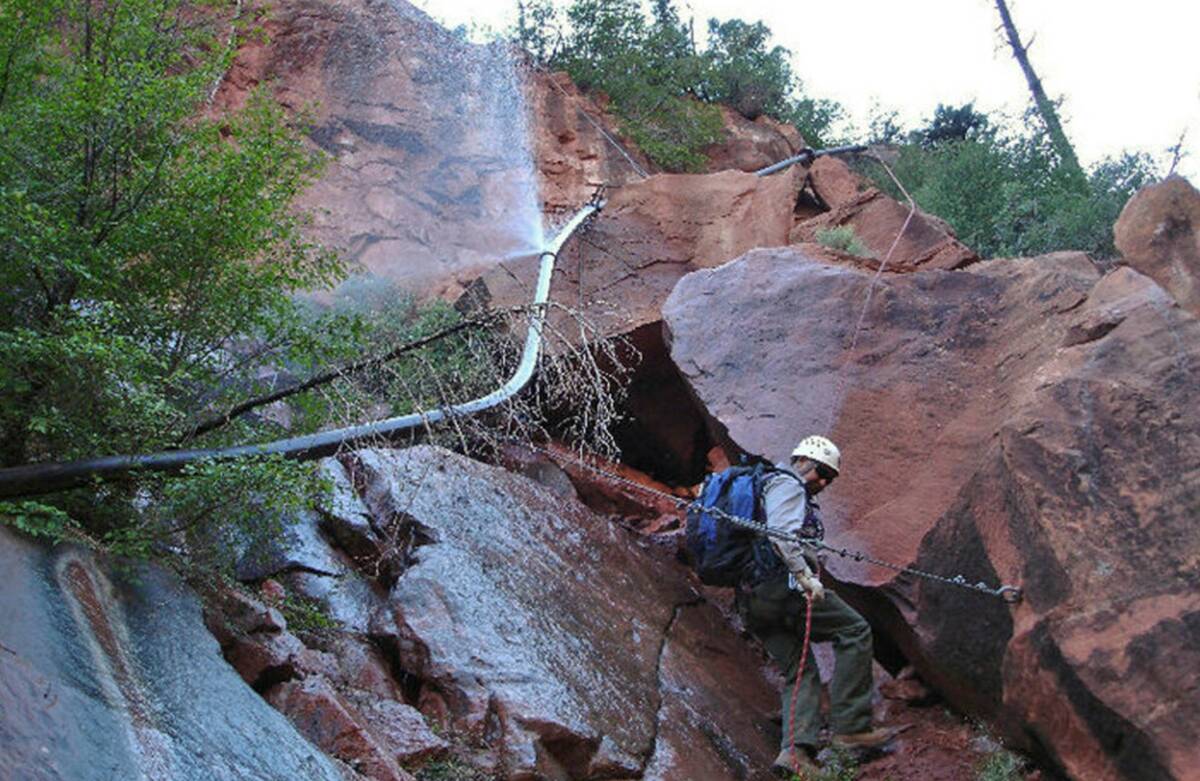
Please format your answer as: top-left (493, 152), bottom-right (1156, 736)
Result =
top-left (543, 71), bottom-right (651, 180)
top-left (517, 440), bottom-right (1022, 603)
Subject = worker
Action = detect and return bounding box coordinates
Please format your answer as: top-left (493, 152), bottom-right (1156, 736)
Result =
top-left (736, 435), bottom-right (898, 775)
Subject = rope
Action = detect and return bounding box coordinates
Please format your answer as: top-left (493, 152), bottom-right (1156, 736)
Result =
top-left (847, 153), bottom-right (916, 351)
top-left (817, 150), bottom-right (918, 436)
top-left (788, 559), bottom-right (819, 778)
top-left (516, 439), bottom-right (1022, 603)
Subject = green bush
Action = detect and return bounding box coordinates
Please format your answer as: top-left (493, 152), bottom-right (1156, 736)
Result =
top-left (807, 747), bottom-right (859, 781)
top-left (974, 747), bottom-right (1024, 781)
top-left (816, 226), bottom-right (872, 258)
top-left (861, 109), bottom-right (1159, 259)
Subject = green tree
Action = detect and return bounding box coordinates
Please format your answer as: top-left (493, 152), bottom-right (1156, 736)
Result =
top-left (920, 102), bottom-right (991, 147)
top-left (552, 0), bottom-right (722, 171)
top-left (0, 0), bottom-right (346, 561)
top-left (874, 110), bottom-right (1158, 259)
top-left (701, 18), bottom-right (792, 119)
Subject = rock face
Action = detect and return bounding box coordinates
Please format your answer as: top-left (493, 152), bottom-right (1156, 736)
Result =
top-left (217, 0), bottom-right (547, 299)
top-left (464, 168), bottom-right (799, 343)
top-left (329, 446), bottom-right (781, 780)
top-left (527, 70), bottom-right (653, 212)
top-left (210, 446), bottom-right (783, 779)
top-left (702, 105), bottom-right (803, 174)
top-left (790, 186), bottom-right (978, 271)
top-left (663, 247), bottom-right (1200, 780)
top-left (1114, 174), bottom-right (1200, 316)
top-left (0, 527), bottom-right (342, 781)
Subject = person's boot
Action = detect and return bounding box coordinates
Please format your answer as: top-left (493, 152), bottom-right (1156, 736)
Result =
top-left (771, 746), bottom-right (819, 778)
top-left (830, 725), bottom-right (904, 751)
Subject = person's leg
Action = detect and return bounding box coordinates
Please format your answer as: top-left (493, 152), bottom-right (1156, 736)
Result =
top-left (807, 590), bottom-right (873, 737)
top-left (739, 578), bottom-right (824, 753)
top-left (775, 635), bottom-right (822, 750)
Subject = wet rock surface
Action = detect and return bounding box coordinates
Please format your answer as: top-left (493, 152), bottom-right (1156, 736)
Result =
top-left (216, 0), bottom-right (546, 299)
top-left (337, 446), bottom-right (781, 780)
top-left (0, 527), bottom-right (342, 781)
top-left (664, 247), bottom-right (1200, 779)
top-left (198, 444), bottom-right (784, 779)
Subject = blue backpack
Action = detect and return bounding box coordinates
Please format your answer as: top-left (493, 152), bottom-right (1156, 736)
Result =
top-left (685, 459), bottom-right (800, 587)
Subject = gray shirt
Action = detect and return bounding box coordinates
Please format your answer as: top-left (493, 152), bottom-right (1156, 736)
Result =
top-left (762, 465), bottom-right (818, 578)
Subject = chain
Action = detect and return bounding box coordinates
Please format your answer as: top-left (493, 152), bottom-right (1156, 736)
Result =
top-left (515, 440), bottom-right (1022, 603)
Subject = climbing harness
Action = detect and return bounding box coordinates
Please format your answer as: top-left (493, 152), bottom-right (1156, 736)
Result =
top-left (512, 439), bottom-right (1024, 604)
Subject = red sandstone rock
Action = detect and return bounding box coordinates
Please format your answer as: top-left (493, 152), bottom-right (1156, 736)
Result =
top-left (702, 104), bottom-right (801, 173)
top-left (756, 114), bottom-right (805, 154)
top-left (462, 167), bottom-right (800, 347)
top-left (326, 636), bottom-right (403, 702)
top-left (204, 587), bottom-right (309, 688)
top-left (1114, 174), bottom-right (1200, 316)
top-left (334, 446), bottom-right (781, 779)
top-left (347, 698), bottom-right (449, 765)
top-left (215, 0), bottom-right (549, 299)
top-left (528, 69), bottom-right (653, 213)
top-left (807, 155), bottom-right (866, 210)
top-left (791, 189), bottom-right (978, 271)
top-left (260, 578), bottom-right (287, 605)
top-left (268, 677), bottom-right (417, 781)
top-left (536, 441), bottom-right (687, 526)
top-left (664, 247), bottom-right (1200, 780)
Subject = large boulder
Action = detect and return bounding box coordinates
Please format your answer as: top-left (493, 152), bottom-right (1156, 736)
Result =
top-left (702, 105), bottom-right (803, 174)
top-left (1114, 174), bottom-right (1200, 316)
top-left (333, 446), bottom-right (781, 780)
top-left (789, 188), bottom-right (978, 271)
top-left (663, 247), bottom-right (1200, 780)
top-left (0, 528), bottom-right (343, 781)
top-left (216, 0), bottom-right (546, 298)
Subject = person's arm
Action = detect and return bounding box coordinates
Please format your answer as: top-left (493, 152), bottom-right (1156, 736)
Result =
top-left (762, 474), bottom-right (825, 600)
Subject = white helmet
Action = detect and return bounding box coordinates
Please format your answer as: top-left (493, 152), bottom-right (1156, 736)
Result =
top-left (791, 435), bottom-right (841, 474)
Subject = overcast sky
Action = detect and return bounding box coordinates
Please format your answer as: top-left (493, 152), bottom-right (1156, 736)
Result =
top-left (412, 0), bottom-right (1200, 182)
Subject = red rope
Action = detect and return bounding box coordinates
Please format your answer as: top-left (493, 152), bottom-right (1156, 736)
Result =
top-left (787, 561), bottom-right (820, 778)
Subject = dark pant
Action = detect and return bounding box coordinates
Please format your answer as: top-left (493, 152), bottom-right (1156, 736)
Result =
top-left (738, 576), bottom-right (874, 750)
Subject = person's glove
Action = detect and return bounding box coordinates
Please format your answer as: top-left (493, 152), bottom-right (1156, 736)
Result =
top-left (788, 570), bottom-right (825, 602)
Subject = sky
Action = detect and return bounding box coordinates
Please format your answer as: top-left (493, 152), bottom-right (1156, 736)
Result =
top-left (411, 0), bottom-right (1200, 182)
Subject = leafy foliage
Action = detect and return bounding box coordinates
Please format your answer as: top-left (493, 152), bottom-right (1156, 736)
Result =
top-left (816, 225), bottom-right (872, 258)
top-left (864, 106), bottom-right (1158, 259)
top-left (277, 593), bottom-right (337, 634)
top-left (804, 747), bottom-right (859, 781)
top-left (974, 746), bottom-right (1024, 781)
top-left (700, 19), bottom-right (791, 119)
top-left (515, 0), bottom-right (845, 169)
top-left (0, 0), bottom-right (354, 565)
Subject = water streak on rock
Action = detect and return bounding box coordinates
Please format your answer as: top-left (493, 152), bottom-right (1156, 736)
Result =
top-left (56, 556), bottom-right (176, 780)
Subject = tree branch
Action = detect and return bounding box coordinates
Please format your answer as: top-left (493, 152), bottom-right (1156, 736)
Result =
top-left (177, 307), bottom-right (520, 443)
